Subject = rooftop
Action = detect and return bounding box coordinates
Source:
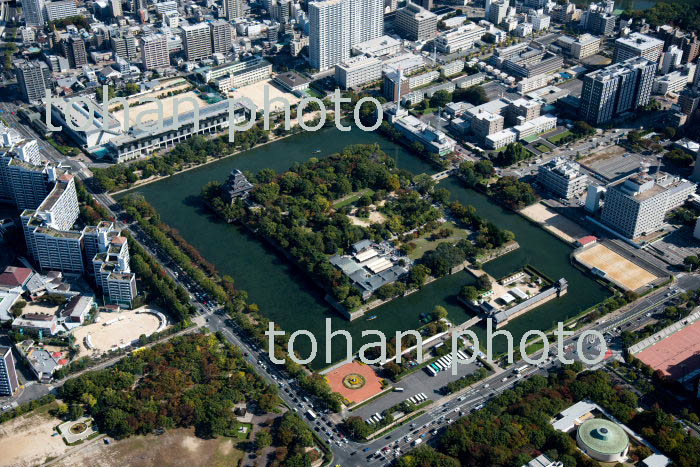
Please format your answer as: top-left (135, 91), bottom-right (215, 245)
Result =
top-left (577, 419), bottom-right (629, 455)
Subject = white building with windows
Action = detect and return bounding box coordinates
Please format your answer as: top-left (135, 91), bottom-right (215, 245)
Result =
top-left (335, 55), bottom-right (382, 89)
top-left (537, 157), bottom-right (588, 199)
top-left (601, 172), bottom-right (696, 238)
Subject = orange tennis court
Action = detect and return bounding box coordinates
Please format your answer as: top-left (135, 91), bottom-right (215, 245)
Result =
top-left (325, 361), bottom-right (384, 404)
top-left (636, 320), bottom-right (700, 381)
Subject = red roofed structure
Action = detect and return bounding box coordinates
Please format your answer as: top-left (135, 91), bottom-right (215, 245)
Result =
top-left (0, 266), bottom-right (33, 288)
top-left (576, 235), bottom-right (598, 247)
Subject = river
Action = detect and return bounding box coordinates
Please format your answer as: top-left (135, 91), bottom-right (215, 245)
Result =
top-left (119, 126), bottom-right (610, 367)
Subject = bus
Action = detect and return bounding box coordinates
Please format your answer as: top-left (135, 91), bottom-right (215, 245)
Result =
top-left (306, 410), bottom-right (317, 420)
top-left (513, 364), bottom-right (529, 374)
top-left (430, 363), bottom-right (441, 372)
top-left (426, 365), bottom-right (437, 376)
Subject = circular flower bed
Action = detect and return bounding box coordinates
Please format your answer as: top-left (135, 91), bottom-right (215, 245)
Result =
top-left (342, 373), bottom-right (366, 389)
top-left (70, 422), bottom-right (88, 435)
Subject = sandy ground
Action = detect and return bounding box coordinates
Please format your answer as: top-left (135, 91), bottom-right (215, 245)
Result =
top-left (0, 408), bottom-right (68, 467)
top-left (348, 211), bottom-right (387, 227)
top-left (227, 79), bottom-right (300, 112)
top-left (112, 90), bottom-right (209, 126)
top-left (72, 309), bottom-right (163, 357)
top-left (54, 428), bottom-right (244, 467)
top-left (520, 202), bottom-right (589, 243)
top-left (575, 243), bottom-right (658, 291)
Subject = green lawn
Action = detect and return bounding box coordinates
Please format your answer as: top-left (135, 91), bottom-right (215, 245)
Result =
top-left (547, 130), bottom-right (573, 145)
top-left (332, 188), bottom-right (375, 209)
top-left (306, 88), bottom-right (326, 99)
top-left (534, 144), bottom-right (551, 153)
top-left (407, 221), bottom-right (470, 260)
top-left (234, 422), bottom-right (253, 440)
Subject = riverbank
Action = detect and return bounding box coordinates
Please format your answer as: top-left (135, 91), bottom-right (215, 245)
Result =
top-left (110, 126), bottom-right (309, 196)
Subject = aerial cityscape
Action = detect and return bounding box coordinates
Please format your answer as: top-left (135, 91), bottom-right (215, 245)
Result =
top-left (2, 0), bottom-right (700, 465)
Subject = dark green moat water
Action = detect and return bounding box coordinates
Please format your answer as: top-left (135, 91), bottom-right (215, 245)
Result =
top-left (119, 127), bottom-right (610, 367)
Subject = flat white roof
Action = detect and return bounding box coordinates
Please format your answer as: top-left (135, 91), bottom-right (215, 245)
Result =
top-left (355, 248), bottom-right (378, 263)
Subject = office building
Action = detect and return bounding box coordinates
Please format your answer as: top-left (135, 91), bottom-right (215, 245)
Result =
top-left (15, 60), bottom-right (52, 103)
top-left (154, 0), bottom-right (177, 14)
top-left (23, 0), bottom-right (46, 26)
top-left (0, 346), bottom-right (19, 396)
top-left (661, 45), bottom-right (683, 75)
top-left (335, 55), bottom-right (382, 89)
top-left (678, 88), bottom-right (700, 117)
top-left (396, 3), bottom-right (437, 42)
top-left (435, 23), bottom-right (484, 54)
top-left (224, 0), bottom-right (244, 20)
top-left (506, 98), bottom-right (541, 125)
top-left (181, 23), bottom-right (213, 61)
top-left (199, 56), bottom-right (272, 92)
top-left (140, 34), bottom-right (169, 69)
top-left (501, 49), bottom-right (563, 78)
top-left (210, 20), bottom-right (232, 54)
top-left (580, 57), bottom-right (656, 125)
top-left (488, 0), bottom-right (509, 25)
top-left (556, 34), bottom-right (602, 60)
top-left (538, 157), bottom-right (588, 199)
top-left (601, 172), bottom-right (696, 238)
top-left (383, 69), bottom-right (410, 102)
top-left (352, 35), bottom-right (401, 57)
top-left (614, 33), bottom-right (664, 63)
top-left (530, 13), bottom-right (550, 32)
top-left (110, 32), bottom-right (138, 61)
top-left (62, 34), bottom-right (88, 68)
top-left (657, 26), bottom-right (700, 64)
top-left (393, 113), bottom-right (456, 155)
top-left (584, 10), bottom-right (615, 36)
top-left (110, 0), bottom-right (123, 17)
top-left (45, 0), bottom-right (78, 21)
top-left (653, 70), bottom-right (689, 95)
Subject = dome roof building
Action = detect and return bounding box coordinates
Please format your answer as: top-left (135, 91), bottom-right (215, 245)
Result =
top-left (576, 418), bottom-right (629, 463)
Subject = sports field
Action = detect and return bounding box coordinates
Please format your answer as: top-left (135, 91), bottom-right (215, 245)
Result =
top-left (326, 361), bottom-right (384, 404)
top-left (575, 243), bottom-right (657, 291)
top-left (635, 319), bottom-right (700, 381)
top-left (72, 308), bottom-right (164, 357)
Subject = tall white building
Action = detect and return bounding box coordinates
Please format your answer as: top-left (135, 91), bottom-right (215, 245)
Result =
top-left (309, 0), bottom-right (350, 71)
top-left (181, 23), bottom-right (213, 61)
top-left (224, 0), bottom-right (244, 20)
top-left (601, 172), bottom-right (696, 238)
top-left (309, 0), bottom-right (383, 71)
top-left (141, 34), bottom-right (170, 69)
top-left (45, 0), bottom-right (79, 22)
top-left (23, 0), bottom-right (46, 27)
top-left (614, 33), bottom-right (664, 63)
top-left (210, 19), bottom-right (232, 54)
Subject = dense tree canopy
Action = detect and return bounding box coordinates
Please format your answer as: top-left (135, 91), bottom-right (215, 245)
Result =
top-left (60, 333), bottom-right (281, 439)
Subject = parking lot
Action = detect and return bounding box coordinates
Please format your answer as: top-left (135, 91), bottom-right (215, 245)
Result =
top-left (351, 359), bottom-right (482, 421)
